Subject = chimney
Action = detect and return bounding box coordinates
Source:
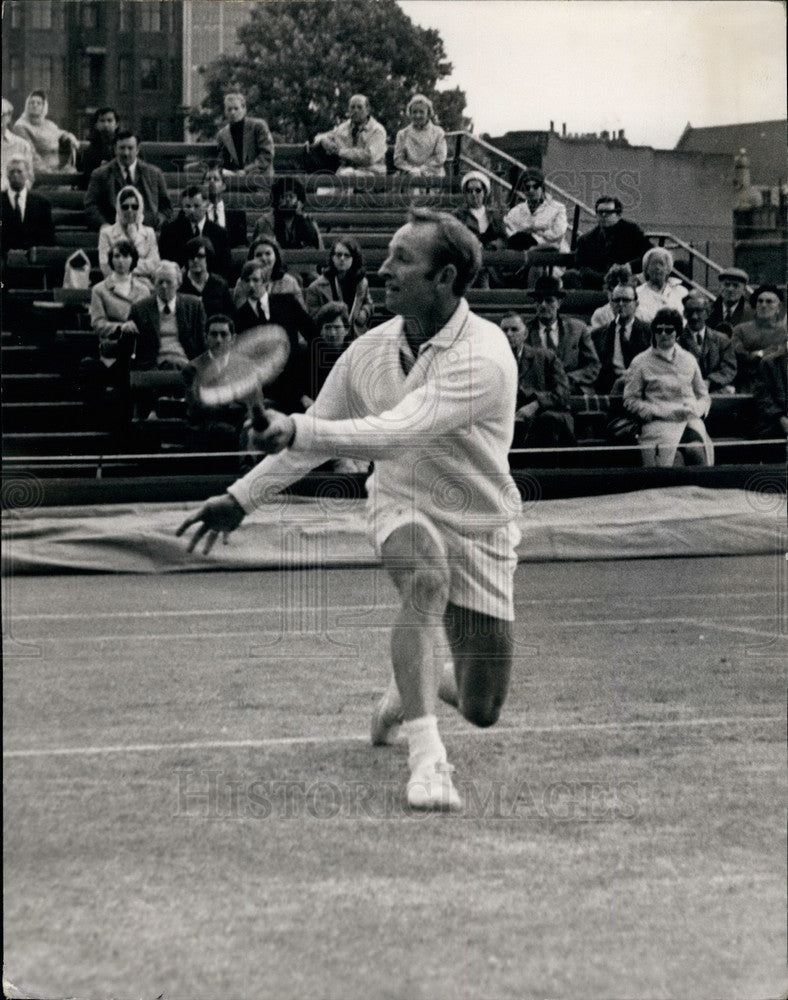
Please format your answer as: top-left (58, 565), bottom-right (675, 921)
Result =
top-left (550, 120), bottom-right (554, 133)
top-left (562, 122), bottom-right (566, 137)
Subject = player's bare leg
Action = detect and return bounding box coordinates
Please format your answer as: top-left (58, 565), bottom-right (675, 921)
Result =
top-left (373, 523), bottom-right (460, 810)
top-left (443, 602), bottom-right (514, 727)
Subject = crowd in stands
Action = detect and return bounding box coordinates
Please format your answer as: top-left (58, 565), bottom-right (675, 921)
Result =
top-left (1, 86), bottom-right (786, 465)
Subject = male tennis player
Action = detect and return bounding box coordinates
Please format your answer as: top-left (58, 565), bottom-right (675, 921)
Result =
top-left (178, 209), bottom-right (521, 811)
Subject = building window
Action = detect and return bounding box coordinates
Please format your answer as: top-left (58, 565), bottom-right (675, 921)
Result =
top-left (139, 5), bottom-right (161, 32)
top-left (118, 1), bottom-right (131, 31)
top-left (9, 55), bottom-right (23, 90)
top-left (79, 55), bottom-right (104, 92)
top-left (31, 56), bottom-right (54, 91)
top-left (10, 3), bottom-right (23, 28)
top-left (119, 57), bottom-right (133, 93)
top-left (81, 3), bottom-right (100, 29)
top-left (30, 3), bottom-right (53, 29)
top-left (140, 58), bottom-right (161, 91)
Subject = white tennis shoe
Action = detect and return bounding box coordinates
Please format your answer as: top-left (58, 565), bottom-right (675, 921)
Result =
top-left (407, 759), bottom-right (461, 811)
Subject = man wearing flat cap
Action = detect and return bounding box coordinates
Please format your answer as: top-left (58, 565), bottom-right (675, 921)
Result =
top-left (252, 175), bottom-right (322, 250)
top-left (707, 267), bottom-right (754, 335)
top-left (524, 275), bottom-right (600, 393)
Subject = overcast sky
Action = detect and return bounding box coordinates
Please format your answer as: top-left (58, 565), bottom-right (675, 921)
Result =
top-left (398, 0), bottom-right (787, 148)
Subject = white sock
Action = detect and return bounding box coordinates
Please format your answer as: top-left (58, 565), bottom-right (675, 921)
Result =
top-left (402, 715), bottom-right (446, 771)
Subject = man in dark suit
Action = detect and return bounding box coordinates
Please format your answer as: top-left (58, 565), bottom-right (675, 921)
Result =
top-left (568, 196), bottom-right (653, 290)
top-left (158, 185), bottom-right (232, 279)
top-left (679, 292), bottom-right (737, 393)
top-left (707, 267), bottom-right (754, 335)
top-left (592, 282), bottom-right (651, 394)
top-left (234, 261), bottom-right (317, 414)
top-left (216, 91), bottom-right (274, 184)
top-left (183, 313), bottom-right (248, 451)
top-left (524, 275), bottom-right (600, 394)
top-left (752, 344), bottom-right (788, 439)
top-left (84, 130), bottom-right (172, 231)
top-left (1, 155), bottom-right (55, 251)
top-left (500, 312), bottom-right (575, 450)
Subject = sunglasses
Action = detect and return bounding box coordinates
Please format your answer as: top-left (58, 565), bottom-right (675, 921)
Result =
top-left (120, 202), bottom-right (139, 210)
top-left (654, 325), bottom-right (677, 332)
top-left (522, 183), bottom-right (541, 191)
top-left (465, 186), bottom-right (484, 194)
top-left (597, 209), bottom-right (618, 216)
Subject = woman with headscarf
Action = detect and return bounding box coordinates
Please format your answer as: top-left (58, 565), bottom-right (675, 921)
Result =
top-left (453, 171), bottom-right (508, 288)
top-left (393, 95), bottom-right (448, 178)
top-left (304, 237), bottom-right (373, 340)
top-left (624, 307), bottom-right (713, 467)
top-left (635, 247), bottom-right (688, 323)
top-left (97, 184), bottom-right (160, 281)
top-left (12, 90), bottom-right (78, 174)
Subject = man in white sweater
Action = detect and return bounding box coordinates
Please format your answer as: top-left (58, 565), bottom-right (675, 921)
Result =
top-left (178, 210), bottom-right (521, 811)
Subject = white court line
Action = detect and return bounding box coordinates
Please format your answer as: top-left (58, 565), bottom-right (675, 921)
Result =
top-left (3, 714), bottom-right (781, 760)
top-left (8, 591), bottom-right (775, 622)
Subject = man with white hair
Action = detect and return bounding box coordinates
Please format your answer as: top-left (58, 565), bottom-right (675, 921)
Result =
top-left (306, 94), bottom-right (387, 178)
top-left (1, 154), bottom-right (55, 251)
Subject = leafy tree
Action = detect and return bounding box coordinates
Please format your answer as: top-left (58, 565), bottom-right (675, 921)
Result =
top-left (188, 0), bottom-right (468, 141)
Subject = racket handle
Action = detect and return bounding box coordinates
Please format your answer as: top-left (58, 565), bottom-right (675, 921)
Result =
top-left (251, 404), bottom-right (269, 432)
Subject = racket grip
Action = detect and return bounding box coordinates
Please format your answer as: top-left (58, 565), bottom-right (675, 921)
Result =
top-left (251, 404), bottom-right (269, 432)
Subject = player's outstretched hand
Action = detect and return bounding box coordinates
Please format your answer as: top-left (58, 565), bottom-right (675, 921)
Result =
top-left (248, 406), bottom-right (296, 455)
top-left (176, 493), bottom-right (246, 554)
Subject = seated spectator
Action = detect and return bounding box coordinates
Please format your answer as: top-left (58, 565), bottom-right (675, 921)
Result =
top-left (707, 267), bottom-right (754, 335)
top-left (234, 260), bottom-right (318, 415)
top-left (98, 184), bottom-right (160, 281)
top-left (80, 238), bottom-right (151, 433)
top-left (453, 171), bottom-right (508, 288)
top-left (524, 275), bottom-right (600, 394)
top-left (623, 308), bottom-right (713, 467)
top-left (592, 282), bottom-right (651, 395)
top-left (216, 91), bottom-right (274, 184)
top-left (678, 292), bottom-right (737, 393)
top-left (2, 98), bottom-right (33, 189)
top-left (500, 311), bottom-right (575, 450)
top-left (85, 129), bottom-right (172, 231)
top-left (127, 261), bottom-right (206, 417)
top-left (305, 237), bottom-right (373, 339)
top-left (183, 314), bottom-right (248, 452)
top-left (158, 184), bottom-right (231, 279)
top-left (635, 247), bottom-right (688, 323)
top-left (252, 176), bottom-right (322, 250)
top-left (306, 94), bottom-right (387, 178)
top-left (303, 301), bottom-right (353, 406)
top-left (232, 236), bottom-right (305, 309)
top-left (751, 342), bottom-right (788, 439)
top-left (503, 169), bottom-right (569, 282)
top-left (589, 264), bottom-right (634, 329)
top-left (78, 107), bottom-right (119, 180)
top-left (731, 284), bottom-right (787, 391)
top-left (180, 237), bottom-right (234, 318)
top-left (393, 94), bottom-right (447, 179)
top-left (566, 196), bottom-right (652, 290)
top-left (200, 161), bottom-right (247, 248)
top-left (1, 155), bottom-right (55, 252)
top-left (12, 90), bottom-right (78, 174)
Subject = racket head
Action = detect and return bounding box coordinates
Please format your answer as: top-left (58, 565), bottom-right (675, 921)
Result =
top-left (194, 322), bottom-right (291, 408)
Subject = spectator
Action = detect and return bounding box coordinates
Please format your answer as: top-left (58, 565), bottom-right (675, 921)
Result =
top-left (2, 98), bottom-right (33, 189)
top-left (79, 107), bottom-right (119, 179)
top-left (524, 275), bottom-right (600, 394)
top-left (503, 168), bottom-right (569, 282)
top-left (233, 260), bottom-right (318, 415)
top-left (232, 236), bottom-right (305, 309)
top-left (589, 264), bottom-right (634, 330)
top-left (84, 129), bottom-right (172, 231)
top-left (305, 237), bottom-right (374, 339)
top-left (635, 247), bottom-right (688, 323)
top-left (453, 171), bottom-right (507, 288)
top-left (97, 184), bottom-right (160, 281)
top-left (303, 301), bottom-right (353, 405)
top-left (731, 284), bottom-right (787, 391)
top-left (1, 155), bottom-right (55, 252)
top-left (252, 177), bottom-right (322, 250)
top-left (80, 238), bottom-right (151, 433)
top-left (306, 94), bottom-right (387, 179)
top-left (200, 161), bottom-right (247, 248)
top-left (751, 341), bottom-right (788, 439)
top-left (567, 196), bottom-right (652, 290)
top-left (500, 311), bottom-right (575, 450)
top-left (678, 292), bottom-right (737, 393)
top-left (707, 267), bottom-right (754, 335)
top-left (183, 314), bottom-right (248, 452)
top-left (158, 184), bottom-right (231, 279)
top-left (180, 237), bottom-right (235, 318)
top-left (393, 94), bottom-right (447, 179)
top-left (623, 307), bottom-right (713, 467)
top-left (592, 282), bottom-right (651, 395)
top-left (12, 90), bottom-right (78, 174)
top-left (216, 91), bottom-right (274, 184)
top-left (127, 260), bottom-right (206, 416)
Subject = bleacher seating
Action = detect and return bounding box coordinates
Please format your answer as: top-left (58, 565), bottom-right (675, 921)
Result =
top-left (3, 140), bottom-right (784, 494)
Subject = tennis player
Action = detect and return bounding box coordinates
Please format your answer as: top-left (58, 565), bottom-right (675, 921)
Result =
top-left (178, 209), bottom-right (521, 811)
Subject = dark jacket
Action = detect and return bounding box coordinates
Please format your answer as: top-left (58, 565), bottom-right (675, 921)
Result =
top-left (1, 189), bottom-right (56, 250)
top-left (180, 273), bottom-right (235, 320)
top-left (217, 117), bottom-right (274, 181)
top-left (158, 214), bottom-right (232, 279)
top-left (84, 158), bottom-right (172, 231)
top-left (752, 346), bottom-right (787, 438)
top-left (707, 294), bottom-right (754, 336)
top-left (126, 293), bottom-right (206, 370)
top-left (592, 317), bottom-right (652, 394)
top-left (574, 219), bottom-right (653, 278)
top-left (452, 205), bottom-right (507, 247)
top-left (678, 326), bottom-right (737, 391)
top-left (514, 343), bottom-right (571, 413)
top-left (525, 315), bottom-right (601, 391)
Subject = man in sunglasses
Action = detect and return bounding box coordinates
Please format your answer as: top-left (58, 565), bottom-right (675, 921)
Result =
top-left (592, 282), bottom-right (651, 394)
top-left (568, 195), bottom-right (652, 290)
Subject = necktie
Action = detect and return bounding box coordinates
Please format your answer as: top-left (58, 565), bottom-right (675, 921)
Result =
top-left (696, 332), bottom-right (703, 350)
top-left (124, 169), bottom-right (132, 186)
top-left (163, 303), bottom-right (171, 315)
top-left (618, 320), bottom-right (628, 343)
top-left (12, 192), bottom-right (22, 223)
top-left (192, 224), bottom-right (199, 238)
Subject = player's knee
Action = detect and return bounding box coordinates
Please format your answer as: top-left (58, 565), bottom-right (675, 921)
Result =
top-left (407, 566), bottom-right (450, 613)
